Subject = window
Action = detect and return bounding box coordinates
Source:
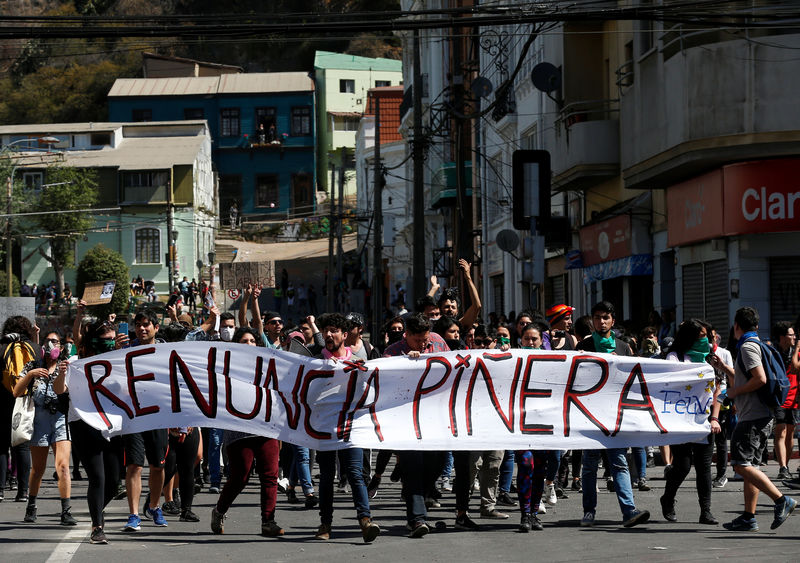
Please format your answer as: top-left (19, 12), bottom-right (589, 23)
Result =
top-left (220, 108), bottom-right (240, 137)
top-left (339, 79), bottom-right (355, 93)
top-left (255, 174), bottom-right (280, 208)
top-left (219, 175), bottom-right (242, 219)
top-left (375, 80), bottom-right (391, 88)
top-left (255, 107), bottom-right (277, 141)
top-left (90, 133), bottom-right (111, 146)
top-left (132, 109), bottom-right (152, 122)
top-left (333, 117), bottom-right (360, 131)
top-left (135, 227), bottom-right (160, 264)
top-left (184, 108), bottom-right (204, 120)
top-left (291, 107), bottom-right (311, 136)
top-left (22, 171), bottom-right (43, 191)
top-left (122, 171), bottom-right (169, 202)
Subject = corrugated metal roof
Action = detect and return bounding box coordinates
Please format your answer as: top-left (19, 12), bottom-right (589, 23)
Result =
top-left (108, 72), bottom-right (314, 98)
top-left (59, 135), bottom-right (206, 170)
top-left (0, 121), bottom-right (206, 136)
top-left (314, 50), bottom-right (402, 72)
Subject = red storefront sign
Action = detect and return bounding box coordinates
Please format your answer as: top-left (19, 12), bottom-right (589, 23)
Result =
top-left (579, 214), bottom-right (631, 266)
top-left (667, 159), bottom-right (800, 246)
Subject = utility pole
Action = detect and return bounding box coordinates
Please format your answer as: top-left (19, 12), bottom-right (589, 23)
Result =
top-left (166, 177), bottom-right (176, 293)
top-left (372, 97), bottom-right (383, 339)
top-left (337, 147), bottom-right (345, 310)
top-left (5, 176), bottom-right (12, 297)
top-left (327, 162), bottom-right (335, 312)
top-left (412, 29), bottom-right (426, 303)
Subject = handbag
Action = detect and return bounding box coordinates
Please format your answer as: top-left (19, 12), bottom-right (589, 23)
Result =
top-left (11, 394), bottom-right (35, 446)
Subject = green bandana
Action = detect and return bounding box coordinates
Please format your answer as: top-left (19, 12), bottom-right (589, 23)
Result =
top-left (592, 332), bottom-right (616, 354)
top-left (685, 337), bottom-right (711, 363)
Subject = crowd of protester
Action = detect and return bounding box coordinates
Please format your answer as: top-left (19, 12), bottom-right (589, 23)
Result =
top-left (1, 264), bottom-right (799, 544)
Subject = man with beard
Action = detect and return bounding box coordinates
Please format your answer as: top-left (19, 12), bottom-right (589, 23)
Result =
top-left (313, 313), bottom-right (380, 543)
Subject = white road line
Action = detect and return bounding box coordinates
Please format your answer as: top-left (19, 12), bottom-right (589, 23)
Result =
top-left (45, 525), bottom-right (90, 563)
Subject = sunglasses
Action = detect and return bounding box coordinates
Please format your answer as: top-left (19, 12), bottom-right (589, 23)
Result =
top-left (45, 338), bottom-right (61, 344)
top-left (267, 319), bottom-right (284, 325)
top-left (474, 338), bottom-right (494, 346)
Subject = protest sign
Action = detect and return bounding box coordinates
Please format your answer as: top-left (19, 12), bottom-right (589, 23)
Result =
top-left (219, 262), bottom-right (275, 290)
top-left (82, 280), bottom-right (116, 306)
top-left (0, 297), bottom-right (36, 324)
top-left (67, 345), bottom-right (714, 451)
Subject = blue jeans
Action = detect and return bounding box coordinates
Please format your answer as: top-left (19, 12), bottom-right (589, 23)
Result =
top-left (208, 428), bottom-right (224, 486)
top-left (631, 447), bottom-right (647, 481)
top-left (545, 450), bottom-right (561, 482)
top-left (582, 448), bottom-right (637, 520)
top-left (499, 450), bottom-right (515, 493)
top-left (290, 444), bottom-right (314, 495)
top-left (318, 448), bottom-right (370, 525)
top-left (441, 451), bottom-right (454, 480)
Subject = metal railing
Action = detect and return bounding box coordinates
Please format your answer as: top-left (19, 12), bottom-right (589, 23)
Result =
top-left (556, 99), bottom-right (620, 133)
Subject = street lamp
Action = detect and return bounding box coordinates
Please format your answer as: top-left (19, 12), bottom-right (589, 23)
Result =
top-left (4, 136), bottom-right (61, 296)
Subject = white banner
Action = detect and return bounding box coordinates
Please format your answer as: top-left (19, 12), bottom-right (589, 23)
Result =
top-left (67, 343), bottom-right (715, 451)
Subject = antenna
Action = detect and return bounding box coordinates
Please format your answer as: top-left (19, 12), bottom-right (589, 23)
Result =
top-left (470, 76), bottom-right (493, 99)
top-left (531, 62), bottom-right (562, 106)
top-left (496, 229), bottom-right (520, 259)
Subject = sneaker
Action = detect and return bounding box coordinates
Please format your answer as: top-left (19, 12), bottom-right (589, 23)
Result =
top-left (123, 513), bottom-right (141, 532)
top-left (15, 492), bottom-right (28, 503)
top-left (723, 514), bottom-right (759, 532)
top-left (359, 516), bottom-right (380, 543)
top-left (455, 513), bottom-right (480, 531)
top-left (712, 475), bottom-right (728, 488)
top-left (778, 466), bottom-right (793, 481)
top-left (544, 483), bottom-right (557, 506)
top-left (367, 475), bottom-right (381, 499)
top-left (782, 478), bottom-right (800, 490)
top-left (518, 512), bottom-right (532, 533)
top-left (304, 494), bottom-right (319, 509)
top-left (623, 509), bottom-right (651, 528)
top-left (315, 523), bottom-right (331, 540)
top-left (60, 508), bottom-right (78, 526)
top-left (161, 500), bottom-right (180, 516)
top-left (210, 507), bottom-right (225, 534)
top-left (530, 513), bottom-right (543, 531)
top-left (425, 497), bottom-right (441, 509)
top-left (480, 509), bottom-right (509, 519)
top-left (113, 483), bottom-right (127, 501)
top-left (571, 478), bottom-right (583, 492)
top-left (0, 489), bottom-right (4, 502)
top-left (276, 477), bottom-right (290, 493)
top-left (441, 477), bottom-right (452, 492)
top-left (538, 503), bottom-right (546, 515)
top-left (262, 520), bottom-right (284, 537)
top-left (637, 478), bottom-right (651, 492)
top-left (90, 526), bottom-right (108, 545)
top-left (606, 477), bottom-right (615, 492)
top-left (208, 485), bottom-right (220, 495)
top-left (771, 496), bottom-right (797, 530)
top-left (336, 479), bottom-right (348, 493)
top-left (180, 509), bottom-right (200, 522)
top-left (660, 496), bottom-right (677, 522)
top-left (646, 455), bottom-right (656, 468)
top-left (407, 521), bottom-right (429, 538)
top-left (497, 491), bottom-right (518, 507)
top-left (286, 489), bottom-right (302, 504)
top-left (555, 487), bottom-right (569, 499)
top-left (699, 510), bottom-right (719, 525)
top-left (149, 506), bottom-right (168, 527)
top-left (24, 504), bottom-right (37, 523)
top-left (581, 511), bottom-right (595, 527)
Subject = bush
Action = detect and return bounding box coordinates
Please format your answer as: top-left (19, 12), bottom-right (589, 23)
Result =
top-left (76, 244), bottom-right (130, 318)
top-left (0, 271), bottom-right (20, 296)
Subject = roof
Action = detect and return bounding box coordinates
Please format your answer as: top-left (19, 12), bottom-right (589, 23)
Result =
top-left (0, 122), bottom-right (122, 135)
top-left (61, 135), bottom-right (207, 170)
top-left (328, 111), bottom-right (362, 118)
top-left (108, 72), bottom-right (314, 98)
top-left (365, 89), bottom-right (404, 144)
top-left (313, 50), bottom-right (402, 72)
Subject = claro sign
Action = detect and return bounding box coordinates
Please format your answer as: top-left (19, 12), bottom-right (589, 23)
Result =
top-left (667, 159), bottom-right (800, 247)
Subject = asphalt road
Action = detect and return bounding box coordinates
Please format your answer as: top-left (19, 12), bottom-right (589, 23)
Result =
top-left (2, 454), bottom-right (799, 563)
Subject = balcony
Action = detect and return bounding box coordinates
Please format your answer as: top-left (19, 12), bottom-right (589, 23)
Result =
top-left (430, 161), bottom-right (472, 210)
top-left (120, 184), bottom-right (167, 205)
top-left (551, 99), bottom-right (620, 191)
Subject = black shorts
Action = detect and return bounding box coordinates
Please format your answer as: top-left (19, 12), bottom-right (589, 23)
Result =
top-left (730, 416), bottom-right (774, 467)
top-left (775, 407), bottom-right (798, 426)
top-left (123, 429), bottom-right (169, 468)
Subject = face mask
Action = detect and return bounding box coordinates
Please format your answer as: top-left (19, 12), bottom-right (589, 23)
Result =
top-left (498, 337), bottom-right (510, 346)
top-left (92, 337), bottom-right (116, 353)
top-left (445, 338), bottom-right (461, 351)
top-left (66, 343), bottom-right (76, 357)
top-left (387, 331), bottom-right (403, 344)
top-left (42, 341), bottom-right (61, 360)
top-left (220, 326), bottom-right (235, 342)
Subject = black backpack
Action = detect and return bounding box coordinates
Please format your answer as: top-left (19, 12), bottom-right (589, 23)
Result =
top-left (737, 336), bottom-right (790, 409)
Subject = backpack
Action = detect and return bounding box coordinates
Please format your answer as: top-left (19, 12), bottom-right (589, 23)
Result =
top-left (737, 336), bottom-right (790, 409)
top-left (2, 339), bottom-right (37, 394)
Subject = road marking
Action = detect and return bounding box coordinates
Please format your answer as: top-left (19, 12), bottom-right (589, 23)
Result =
top-left (45, 525), bottom-right (90, 563)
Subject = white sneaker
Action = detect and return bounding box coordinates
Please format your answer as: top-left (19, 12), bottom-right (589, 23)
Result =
top-left (545, 483), bottom-right (557, 506)
top-left (538, 502), bottom-right (547, 514)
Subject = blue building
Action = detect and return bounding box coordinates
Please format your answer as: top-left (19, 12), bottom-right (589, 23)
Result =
top-left (108, 73), bottom-right (317, 221)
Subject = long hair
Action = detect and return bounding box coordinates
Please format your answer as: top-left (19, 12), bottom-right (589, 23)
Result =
top-left (671, 319), bottom-right (705, 356)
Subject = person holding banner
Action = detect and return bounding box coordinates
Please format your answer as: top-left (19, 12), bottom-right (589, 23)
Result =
top-left (384, 313), bottom-right (450, 538)
top-left (313, 313), bottom-right (380, 543)
top-left (576, 301), bottom-right (651, 528)
top-left (660, 319), bottom-right (721, 526)
top-left (211, 326), bottom-right (284, 537)
top-left (16, 330), bottom-right (77, 526)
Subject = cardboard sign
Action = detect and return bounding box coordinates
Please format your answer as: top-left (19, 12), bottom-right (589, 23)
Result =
top-left (82, 280), bottom-right (116, 305)
top-left (219, 262), bottom-right (275, 290)
top-left (0, 297), bottom-right (36, 325)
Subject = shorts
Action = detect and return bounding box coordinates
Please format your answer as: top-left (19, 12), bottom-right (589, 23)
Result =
top-left (31, 408), bottom-right (68, 447)
top-left (730, 416), bottom-right (774, 467)
top-left (775, 407), bottom-right (798, 426)
top-left (123, 429), bottom-right (169, 468)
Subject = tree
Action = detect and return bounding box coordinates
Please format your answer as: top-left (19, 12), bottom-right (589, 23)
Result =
top-left (76, 245), bottom-right (130, 318)
top-left (0, 272), bottom-right (20, 297)
top-left (24, 166), bottom-right (99, 300)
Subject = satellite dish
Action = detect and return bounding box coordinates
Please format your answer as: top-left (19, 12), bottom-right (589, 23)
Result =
top-left (496, 229), bottom-right (520, 253)
top-left (531, 62), bottom-right (562, 94)
top-left (470, 76), bottom-right (494, 99)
